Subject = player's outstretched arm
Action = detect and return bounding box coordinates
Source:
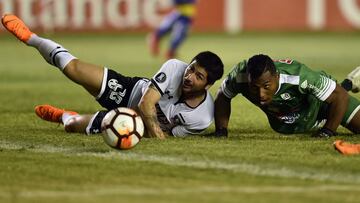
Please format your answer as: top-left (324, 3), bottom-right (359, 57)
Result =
top-left (318, 84), bottom-right (349, 137)
top-left (138, 84), bottom-right (167, 139)
top-left (214, 89), bottom-right (232, 137)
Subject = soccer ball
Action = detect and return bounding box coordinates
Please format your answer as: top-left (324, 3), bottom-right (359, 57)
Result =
top-left (101, 107), bottom-right (145, 150)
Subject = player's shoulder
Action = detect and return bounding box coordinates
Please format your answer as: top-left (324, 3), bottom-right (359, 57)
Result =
top-left (274, 59), bottom-right (306, 76)
top-left (162, 59), bottom-right (188, 71)
top-left (164, 58), bottom-right (187, 65)
top-left (226, 60), bottom-right (248, 83)
top-left (232, 60), bottom-right (248, 72)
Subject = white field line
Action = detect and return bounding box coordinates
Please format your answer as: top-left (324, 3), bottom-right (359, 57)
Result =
top-left (1, 141), bottom-right (360, 185)
top-left (0, 185), bottom-right (359, 198)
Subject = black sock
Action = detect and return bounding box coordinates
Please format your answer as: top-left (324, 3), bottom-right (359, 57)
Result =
top-left (341, 79), bottom-right (353, 91)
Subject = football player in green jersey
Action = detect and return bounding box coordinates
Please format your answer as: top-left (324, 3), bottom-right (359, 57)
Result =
top-left (214, 54), bottom-right (360, 138)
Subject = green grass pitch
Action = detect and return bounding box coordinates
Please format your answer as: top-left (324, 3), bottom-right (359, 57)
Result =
top-left (0, 32), bottom-right (360, 203)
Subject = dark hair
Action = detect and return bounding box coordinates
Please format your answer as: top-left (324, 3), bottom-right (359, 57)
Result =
top-left (247, 54), bottom-right (276, 81)
top-left (191, 51), bottom-right (224, 84)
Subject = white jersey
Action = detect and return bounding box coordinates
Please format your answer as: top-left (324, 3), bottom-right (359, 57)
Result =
top-left (128, 59), bottom-right (214, 137)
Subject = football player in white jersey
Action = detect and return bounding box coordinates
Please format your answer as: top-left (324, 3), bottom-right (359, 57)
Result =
top-left (2, 14), bottom-right (224, 139)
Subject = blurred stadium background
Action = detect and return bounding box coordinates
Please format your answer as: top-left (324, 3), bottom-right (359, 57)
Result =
top-left (1, 1), bottom-right (360, 203)
top-left (1, 0), bottom-right (360, 33)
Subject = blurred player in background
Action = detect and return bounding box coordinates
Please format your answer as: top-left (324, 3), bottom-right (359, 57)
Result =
top-left (149, 0), bottom-right (197, 59)
top-left (214, 54), bottom-right (360, 138)
top-left (2, 14), bottom-right (223, 139)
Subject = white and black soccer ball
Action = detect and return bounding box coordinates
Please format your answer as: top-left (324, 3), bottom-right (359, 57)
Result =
top-left (101, 107), bottom-right (144, 150)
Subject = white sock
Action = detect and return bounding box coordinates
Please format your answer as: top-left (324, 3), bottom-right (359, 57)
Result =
top-left (27, 34), bottom-right (77, 71)
top-left (62, 112), bottom-right (79, 126)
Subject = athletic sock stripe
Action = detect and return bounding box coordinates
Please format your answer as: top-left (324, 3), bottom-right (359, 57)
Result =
top-left (52, 50), bottom-right (69, 67)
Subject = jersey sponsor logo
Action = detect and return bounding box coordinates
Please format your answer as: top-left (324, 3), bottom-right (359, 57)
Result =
top-left (301, 78), bottom-right (324, 97)
top-left (300, 80), bottom-right (308, 89)
top-left (155, 72), bottom-right (167, 83)
top-left (108, 79), bottom-right (127, 105)
top-left (280, 93), bottom-right (293, 100)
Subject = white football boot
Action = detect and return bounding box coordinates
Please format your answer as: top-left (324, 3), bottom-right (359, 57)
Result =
top-left (347, 66), bottom-right (360, 93)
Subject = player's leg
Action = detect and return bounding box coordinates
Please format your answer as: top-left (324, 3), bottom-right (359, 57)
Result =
top-left (65, 113), bottom-right (104, 134)
top-left (35, 104), bottom-right (106, 134)
top-left (148, 11), bottom-right (180, 56)
top-left (156, 11), bottom-right (180, 38)
top-left (63, 114), bottom-right (94, 134)
top-left (339, 66), bottom-right (360, 133)
top-left (64, 110), bottom-right (109, 135)
top-left (2, 14), bottom-right (103, 97)
top-left (63, 60), bottom-right (103, 97)
top-left (167, 16), bottom-right (191, 59)
top-left (341, 96), bottom-right (360, 133)
top-left (345, 111), bottom-right (360, 134)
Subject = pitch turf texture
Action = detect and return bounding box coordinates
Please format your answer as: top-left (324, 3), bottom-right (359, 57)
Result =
top-left (1, 32), bottom-right (360, 203)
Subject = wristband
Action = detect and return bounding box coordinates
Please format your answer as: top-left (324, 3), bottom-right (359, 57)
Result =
top-left (317, 127), bottom-right (336, 138)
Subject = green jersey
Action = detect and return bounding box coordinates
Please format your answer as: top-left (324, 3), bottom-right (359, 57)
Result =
top-left (221, 59), bottom-right (337, 134)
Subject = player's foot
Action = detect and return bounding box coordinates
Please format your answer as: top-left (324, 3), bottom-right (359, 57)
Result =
top-left (346, 66), bottom-right (360, 93)
top-left (334, 140), bottom-right (360, 155)
top-left (148, 33), bottom-right (159, 57)
top-left (35, 104), bottom-right (78, 123)
top-left (1, 13), bottom-right (34, 43)
top-left (165, 49), bottom-right (176, 59)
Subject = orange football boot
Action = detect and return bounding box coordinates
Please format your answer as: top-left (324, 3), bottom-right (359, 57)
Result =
top-left (35, 104), bottom-right (78, 123)
top-left (1, 14), bottom-right (34, 43)
top-left (334, 140), bottom-right (360, 155)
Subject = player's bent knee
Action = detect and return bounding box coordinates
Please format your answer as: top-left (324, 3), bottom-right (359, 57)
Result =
top-left (64, 59), bottom-right (80, 73)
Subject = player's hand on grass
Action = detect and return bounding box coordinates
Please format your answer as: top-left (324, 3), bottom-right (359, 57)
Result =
top-left (312, 127), bottom-right (336, 138)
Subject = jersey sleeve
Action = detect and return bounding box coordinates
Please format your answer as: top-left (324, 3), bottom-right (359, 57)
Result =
top-left (298, 64), bottom-right (336, 101)
top-left (151, 59), bottom-right (184, 96)
top-left (221, 62), bottom-right (248, 99)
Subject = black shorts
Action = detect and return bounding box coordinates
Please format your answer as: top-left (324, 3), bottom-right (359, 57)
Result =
top-left (88, 68), bottom-right (144, 135)
top-left (97, 68), bottom-right (143, 110)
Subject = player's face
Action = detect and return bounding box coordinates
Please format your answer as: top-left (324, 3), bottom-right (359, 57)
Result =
top-left (248, 70), bottom-right (279, 106)
top-left (182, 61), bottom-right (209, 94)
